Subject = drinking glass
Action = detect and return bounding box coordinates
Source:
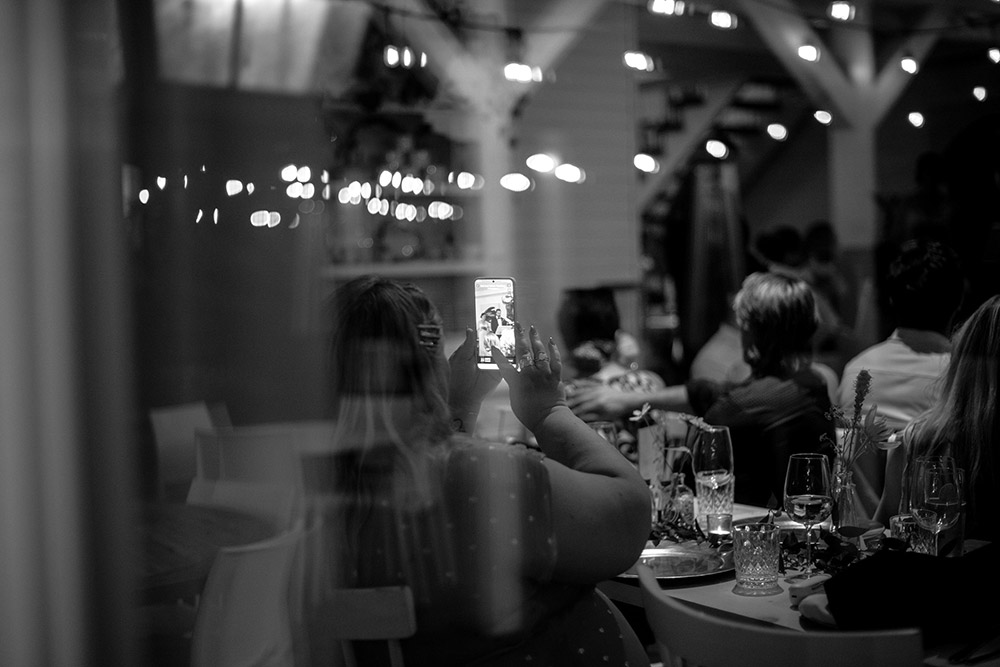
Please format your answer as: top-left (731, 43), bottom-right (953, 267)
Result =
top-left (909, 456), bottom-right (963, 552)
top-left (783, 453), bottom-right (833, 578)
top-left (589, 421), bottom-right (618, 445)
top-left (732, 523), bottom-right (782, 596)
top-left (691, 425), bottom-right (735, 529)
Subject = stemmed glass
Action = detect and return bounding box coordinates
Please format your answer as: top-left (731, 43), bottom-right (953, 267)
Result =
top-left (691, 425), bottom-right (735, 530)
top-left (909, 456), bottom-right (963, 554)
top-left (783, 453), bottom-right (833, 579)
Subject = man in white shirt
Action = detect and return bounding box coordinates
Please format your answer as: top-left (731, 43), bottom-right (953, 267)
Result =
top-left (837, 239), bottom-right (964, 520)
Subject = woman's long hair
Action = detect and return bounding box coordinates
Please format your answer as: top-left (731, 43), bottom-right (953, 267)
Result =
top-left (322, 276), bottom-right (455, 592)
top-left (733, 271), bottom-right (818, 377)
top-left (909, 294), bottom-right (1000, 503)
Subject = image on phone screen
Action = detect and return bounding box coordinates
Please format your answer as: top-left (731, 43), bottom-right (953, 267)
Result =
top-left (474, 277), bottom-right (516, 369)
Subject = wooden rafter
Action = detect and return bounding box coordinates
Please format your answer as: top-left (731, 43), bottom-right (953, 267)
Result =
top-left (638, 81), bottom-right (742, 211)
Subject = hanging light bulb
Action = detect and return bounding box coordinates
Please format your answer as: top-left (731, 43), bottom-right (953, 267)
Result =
top-left (623, 51), bottom-right (655, 72)
top-left (827, 1), bottom-right (855, 21)
top-left (634, 153), bottom-right (661, 173)
top-left (705, 139), bottom-right (729, 159)
top-left (798, 43), bottom-right (820, 62)
top-left (900, 54), bottom-right (918, 74)
top-left (766, 123), bottom-right (788, 141)
top-left (384, 45), bottom-right (400, 68)
top-left (709, 11), bottom-right (738, 30)
top-left (648, 0), bottom-right (685, 16)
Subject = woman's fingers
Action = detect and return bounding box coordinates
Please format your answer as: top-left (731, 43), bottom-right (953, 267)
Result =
top-left (548, 337), bottom-right (562, 376)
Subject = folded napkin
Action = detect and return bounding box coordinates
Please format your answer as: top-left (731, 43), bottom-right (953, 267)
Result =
top-left (823, 542), bottom-right (999, 645)
top-left (798, 593), bottom-right (836, 628)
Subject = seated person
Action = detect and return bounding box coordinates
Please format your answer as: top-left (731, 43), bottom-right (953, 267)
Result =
top-left (570, 272), bottom-right (836, 507)
top-left (304, 276), bottom-right (651, 666)
top-left (839, 239), bottom-right (963, 521)
top-left (876, 294), bottom-right (1000, 542)
top-left (557, 287), bottom-right (666, 461)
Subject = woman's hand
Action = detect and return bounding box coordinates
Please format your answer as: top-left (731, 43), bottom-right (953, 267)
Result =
top-left (493, 323), bottom-right (565, 433)
top-left (448, 328), bottom-right (501, 412)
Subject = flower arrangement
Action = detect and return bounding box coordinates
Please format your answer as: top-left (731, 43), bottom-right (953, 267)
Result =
top-left (631, 403), bottom-right (707, 544)
top-left (822, 368), bottom-right (897, 473)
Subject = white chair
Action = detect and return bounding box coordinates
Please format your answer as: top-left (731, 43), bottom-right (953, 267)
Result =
top-left (150, 401), bottom-right (231, 500)
top-left (637, 564), bottom-right (923, 667)
top-left (197, 420), bottom-right (336, 491)
top-left (327, 586), bottom-right (417, 667)
top-left (190, 528), bottom-right (303, 667)
top-left (186, 477), bottom-right (301, 532)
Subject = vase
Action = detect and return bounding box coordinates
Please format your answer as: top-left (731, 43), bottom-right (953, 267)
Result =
top-left (832, 468), bottom-right (862, 540)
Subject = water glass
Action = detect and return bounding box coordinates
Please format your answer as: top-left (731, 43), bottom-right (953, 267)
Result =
top-left (732, 523), bottom-right (782, 596)
top-left (692, 425), bottom-right (735, 529)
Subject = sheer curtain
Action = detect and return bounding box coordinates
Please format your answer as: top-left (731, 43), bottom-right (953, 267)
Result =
top-left (0, 0), bottom-right (138, 665)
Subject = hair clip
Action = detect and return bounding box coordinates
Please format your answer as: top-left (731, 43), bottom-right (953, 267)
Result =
top-left (417, 323), bottom-right (443, 351)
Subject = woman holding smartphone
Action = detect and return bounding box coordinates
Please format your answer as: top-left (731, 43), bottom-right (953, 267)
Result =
top-left (304, 275), bottom-right (651, 667)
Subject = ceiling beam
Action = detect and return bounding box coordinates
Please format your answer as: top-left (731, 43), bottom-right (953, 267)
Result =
top-left (638, 81), bottom-right (742, 211)
top-left (733, 0), bottom-right (858, 124)
top-left (872, 5), bottom-right (948, 123)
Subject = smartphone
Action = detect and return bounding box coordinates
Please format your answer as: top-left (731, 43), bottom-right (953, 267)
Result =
top-left (474, 276), bottom-right (517, 369)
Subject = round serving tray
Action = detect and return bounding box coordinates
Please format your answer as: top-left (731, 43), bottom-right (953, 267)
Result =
top-left (618, 540), bottom-right (734, 581)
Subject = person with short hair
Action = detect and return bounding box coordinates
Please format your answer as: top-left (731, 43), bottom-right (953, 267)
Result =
top-left (570, 272), bottom-right (836, 507)
top-left (838, 239), bottom-right (965, 521)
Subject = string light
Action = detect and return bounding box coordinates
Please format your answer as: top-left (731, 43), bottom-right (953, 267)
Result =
top-left (973, 86), bottom-right (988, 101)
top-left (827, 1), bottom-right (856, 22)
top-left (900, 54), bottom-right (918, 74)
top-left (526, 153), bottom-right (557, 173)
top-left (634, 153), bottom-right (661, 173)
top-left (908, 112), bottom-right (925, 128)
top-left (705, 139), bottom-right (729, 159)
top-left (554, 163), bottom-right (585, 183)
top-left (766, 123), bottom-right (788, 141)
top-left (623, 51), bottom-right (655, 72)
top-left (500, 173), bottom-right (533, 192)
top-left (814, 110), bottom-right (833, 125)
top-left (798, 43), bottom-right (821, 62)
top-left (989, 47), bottom-right (1000, 64)
top-left (648, 0), bottom-right (686, 16)
top-left (709, 11), bottom-right (737, 29)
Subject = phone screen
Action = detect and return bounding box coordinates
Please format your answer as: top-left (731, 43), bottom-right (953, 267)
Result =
top-left (474, 277), bottom-right (516, 369)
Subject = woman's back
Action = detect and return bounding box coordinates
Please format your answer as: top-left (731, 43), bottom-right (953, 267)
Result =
top-left (312, 437), bottom-right (631, 666)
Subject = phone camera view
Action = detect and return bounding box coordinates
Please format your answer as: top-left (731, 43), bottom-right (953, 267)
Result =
top-left (475, 278), bottom-right (515, 367)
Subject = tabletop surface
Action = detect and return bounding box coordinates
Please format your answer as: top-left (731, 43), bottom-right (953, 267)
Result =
top-left (601, 503), bottom-right (1000, 667)
top-left (139, 502), bottom-right (276, 603)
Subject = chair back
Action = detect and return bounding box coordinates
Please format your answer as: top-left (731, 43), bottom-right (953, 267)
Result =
top-left (190, 528), bottom-right (303, 667)
top-left (198, 421), bottom-right (336, 491)
top-left (150, 402), bottom-right (230, 500)
top-left (637, 564), bottom-right (923, 667)
top-left (328, 586), bottom-right (416, 667)
top-left (187, 477), bottom-right (300, 532)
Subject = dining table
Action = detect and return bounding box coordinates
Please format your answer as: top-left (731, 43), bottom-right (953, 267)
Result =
top-left (138, 501), bottom-right (276, 604)
top-left (599, 503), bottom-right (1000, 667)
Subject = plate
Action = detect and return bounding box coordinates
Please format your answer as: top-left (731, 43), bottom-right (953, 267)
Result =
top-left (618, 541), bottom-right (733, 581)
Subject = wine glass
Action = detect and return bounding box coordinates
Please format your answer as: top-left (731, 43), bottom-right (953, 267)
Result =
top-left (783, 453), bottom-right (833, 578)
top-left (691, 425), bottom-right (735, 530)
top-left (909, 456), bottom-right (963, 554)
